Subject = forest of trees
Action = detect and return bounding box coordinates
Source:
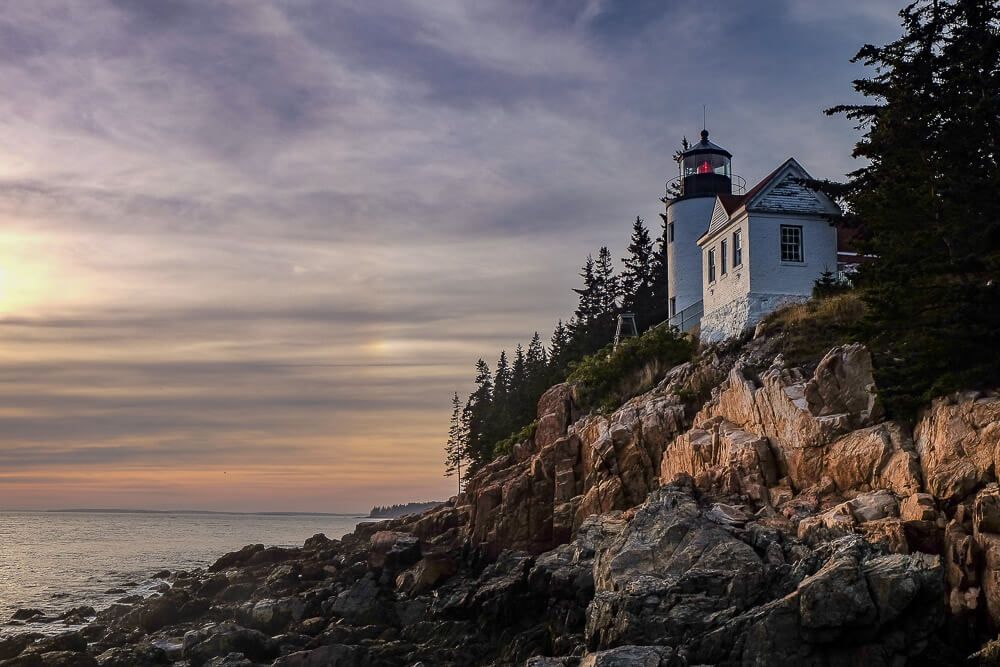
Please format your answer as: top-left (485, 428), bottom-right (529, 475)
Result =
top-left (818, 0), bottom-right (1000, 418)
top-left (444, 217), bottom-right (670, 487)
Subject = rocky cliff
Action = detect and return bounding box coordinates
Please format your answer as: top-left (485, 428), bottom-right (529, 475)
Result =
top-left (8, 330), bottom-right (1000, 666)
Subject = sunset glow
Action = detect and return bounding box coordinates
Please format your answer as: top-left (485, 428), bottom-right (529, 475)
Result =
top-left (0, 1), bottom-right (901, 512)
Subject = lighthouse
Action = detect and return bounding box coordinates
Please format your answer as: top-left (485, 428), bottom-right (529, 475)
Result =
top-left (662, 130), bottom-right (744, 330)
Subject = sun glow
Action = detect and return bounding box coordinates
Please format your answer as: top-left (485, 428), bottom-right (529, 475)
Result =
top-left (0, 231), bottom-right (103, 316)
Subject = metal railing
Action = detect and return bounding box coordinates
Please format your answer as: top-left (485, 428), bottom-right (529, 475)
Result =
top-left (667, 300), bottom-right (703, 333)
top-left (663, 174), bottom-right (746, 201)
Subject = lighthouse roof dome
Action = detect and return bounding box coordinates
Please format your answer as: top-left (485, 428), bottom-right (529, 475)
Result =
top-left (683, 129), bottom-right (732, 159)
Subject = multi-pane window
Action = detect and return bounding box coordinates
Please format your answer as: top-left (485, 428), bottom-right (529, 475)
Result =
top-left (733, 230), bottom-right (743, 266)
top-left (720, 239), bottom-right (728, 275)
top-left (707, 249), bottom-right (717, 282)
top-left (667, 222), bottom-right (675, 243)
top-left (780, 225), bottom-right (803, 262)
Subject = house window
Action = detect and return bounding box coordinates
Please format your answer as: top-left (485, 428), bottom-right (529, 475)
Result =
top-left (667, 222), bottom-right (675, 243)
top-left (720, 239), bottom-right (728, 276)
top-left (708, 249), bottom-right (716, 283)
top-left (669, 297), bottom-right (676, 317)
top-left (780, 225), bottom-right (803, 262)
top-left (733, 230), bottom-right (743, 266)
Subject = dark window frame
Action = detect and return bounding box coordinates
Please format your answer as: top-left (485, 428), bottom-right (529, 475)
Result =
top-left (780, 225), bottom-right (803, 263)
top-left (733, 230), bottom-right (743, 267)
top-left (708, 248), bottom-right (717, 283)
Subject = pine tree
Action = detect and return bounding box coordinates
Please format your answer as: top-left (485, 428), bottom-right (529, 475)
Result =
top-left (465, 358), bottom-right (494, 471)
top-left (825, 0), bottom-right (1000, 417)
top-left (649, 215), bottom-right (670, 327)
top-left (594, 246), bottom-right (619, 316)
top-left (570, 255), bottom-right (599, 352)
top-left (490, 350), bottom-right (513, 445)
top-left (510, 344), bottom-right (529, 425)
top-left (525, 332), bottom-right (548, 405)
top-left (548, 319), bottom-right (571, 379)
top-left (620, 217), bottom-right (657, 331)
top-left (443, 392), bottom-right (467, 492)
top-left (571, 250), bottom-right (619, 355)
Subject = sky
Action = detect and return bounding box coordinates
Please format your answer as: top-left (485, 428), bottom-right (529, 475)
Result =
top-left (0, 0), bottom-right (904, 512)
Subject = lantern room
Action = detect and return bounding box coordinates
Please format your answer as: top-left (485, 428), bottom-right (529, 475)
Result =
top-left (677, 129), bottom-right (732, 197)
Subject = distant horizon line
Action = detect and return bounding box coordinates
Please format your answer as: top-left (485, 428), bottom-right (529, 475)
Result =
top-left (0, 508), bottom-right (372, 517)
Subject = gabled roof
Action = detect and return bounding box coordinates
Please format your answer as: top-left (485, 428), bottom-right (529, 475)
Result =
top-left (696, 158), bottom-right (841, 246)
top-left (716, 193), bottom-right (745, 216)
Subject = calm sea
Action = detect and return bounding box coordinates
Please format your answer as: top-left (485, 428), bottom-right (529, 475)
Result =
top-left (0, 510), bottom-right (368, 636)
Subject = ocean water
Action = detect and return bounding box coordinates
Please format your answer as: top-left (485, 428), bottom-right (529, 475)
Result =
top-left (0, 511), bottom-right (367, 636)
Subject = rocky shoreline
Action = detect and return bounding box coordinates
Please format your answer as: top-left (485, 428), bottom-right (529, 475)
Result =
top-left (3, 332), bottom-right (1000, 666)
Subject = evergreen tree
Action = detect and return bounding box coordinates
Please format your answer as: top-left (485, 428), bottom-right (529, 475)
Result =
top-left (620, 217), bottom-right (657, 331)
top-left (825, 0), bottom-right (1000, 417)
top-left (594, 246), bottom-right (619, 315)
top-left (491, 350), bottom-right (512, 444)
top-left (649, 215), bottom-right (670, 327)
top-left (510, 344), bottom-right (530, 425)
top-left (570, 255), bottom-right (599, 352)
top-left (571, 250), bottom-right (620, 355)
top-left (465, 358), bottom-right (494, 471)
top-left (525, 331), bottom-right (548, 405)
top-left (443, 392), bottom-right (467, 492)
top-left (548, 319), bottom-right (572, 379)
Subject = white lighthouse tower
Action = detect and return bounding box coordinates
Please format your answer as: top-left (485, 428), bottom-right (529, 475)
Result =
top-left (662, 130), bottom-right (744, 330)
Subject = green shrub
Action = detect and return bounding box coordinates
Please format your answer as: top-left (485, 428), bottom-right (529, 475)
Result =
top-left (567, 325), bottom-right (694, 412)
top-left (812, 270), bottom-right (853, 299)
top-left (492, 420), bottom-right (538, 458)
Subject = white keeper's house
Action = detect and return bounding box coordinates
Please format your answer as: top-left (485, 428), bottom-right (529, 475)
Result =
top-left (661, 129), bottom-right (844, 343)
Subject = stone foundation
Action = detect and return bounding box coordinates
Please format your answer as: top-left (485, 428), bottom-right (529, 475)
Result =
top-left (700, 293), bottom-right (809, 344)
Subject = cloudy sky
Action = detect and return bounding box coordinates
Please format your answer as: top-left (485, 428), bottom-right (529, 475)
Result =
top-left (0, 0), bottom-right (902, 512)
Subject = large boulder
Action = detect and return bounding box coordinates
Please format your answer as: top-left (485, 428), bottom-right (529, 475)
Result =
top-left (689, 538), bottom-right (944, 665)
top-left (914, 391), bottom-right (1000, 503)
top-left (181, 622), bottom-right (278, 667)
top-left (660, 417), bottom-right (777, 506)
top-left (823, 423), bottom-right (921, 496)
top-left (585, 482), bottom-right (766, 649)
top-left (368, 531), bottom-right (421, 570)
top-left (697, 345), bottom-right (885, 492)
top-left (578, 645), bottom-right (679, 666)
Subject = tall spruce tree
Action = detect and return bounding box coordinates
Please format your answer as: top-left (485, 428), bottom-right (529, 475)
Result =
top-left (465, 358), bottom-right (494, 471)
top-left (826, 0), bottom-right (1000, 417)
top-left (443, 392), bottom-right (467, 492)
top-left (510, 344), bottom-right (530, 425)
top-left (649, 215), bottom-right (670, 327)
top-left (620, 217), bottom-right (658, 331)
top-left (593, 246), bottom-right (620, 347)
top-left (570, 256), bottom-right (600, 354)
top-left (491, 350), bottom-right (513, 443)
top-left (525, 332), bottom-right (548, 405)
top-left (548, 319), bottom-right (572, 379)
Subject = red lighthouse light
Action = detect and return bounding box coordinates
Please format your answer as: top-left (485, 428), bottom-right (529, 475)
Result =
top-left (697, 160), bottom-right (712, 174)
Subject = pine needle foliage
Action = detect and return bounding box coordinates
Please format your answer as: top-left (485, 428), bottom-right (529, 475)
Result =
top-left (823, 0), bottom-right (1000, 419)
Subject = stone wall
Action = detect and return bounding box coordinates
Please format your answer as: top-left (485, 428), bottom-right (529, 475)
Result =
top-left (700, 292), bottom-right (808, 343)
